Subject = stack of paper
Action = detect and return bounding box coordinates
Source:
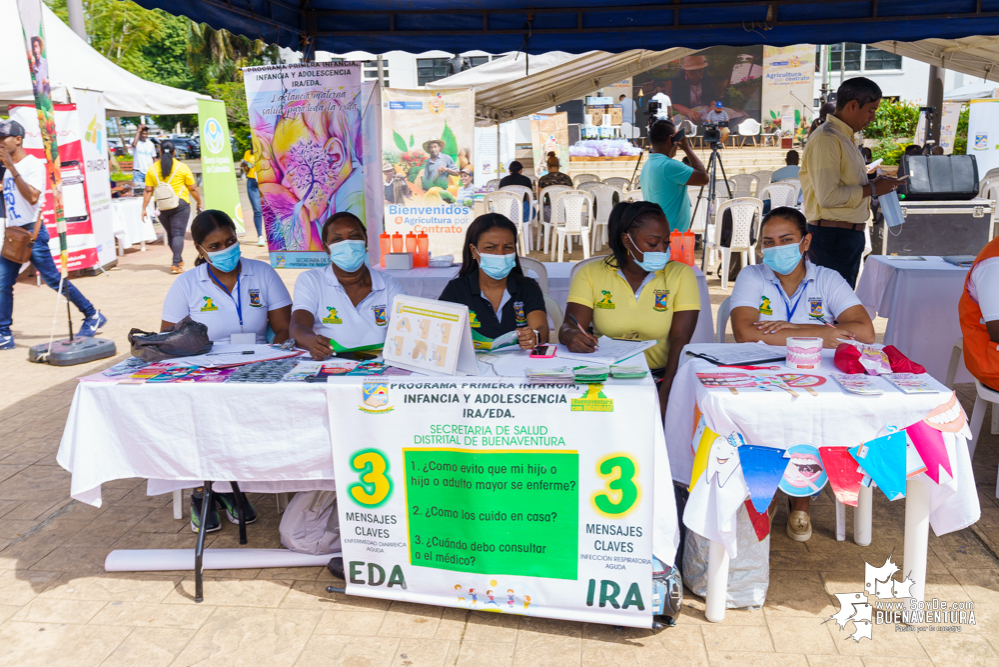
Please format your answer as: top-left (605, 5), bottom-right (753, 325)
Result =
top-left (610, 364), bottom-right (648, 379)
top-left (526, 367), bottom-right (575, 385)
top-left (574, 365), bottom-right (610, 383)
top-left (557, 337), bottom-right (657, 366)
top-left (882, 373), bottom-right (941, 394)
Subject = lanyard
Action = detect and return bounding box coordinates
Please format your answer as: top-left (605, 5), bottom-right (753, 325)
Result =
top-left (207, 266), bottom-right (243, 331)
top-left (775, 281), bottom-right (806, 322)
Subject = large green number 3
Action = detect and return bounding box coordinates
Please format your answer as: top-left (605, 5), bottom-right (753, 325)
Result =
top-left (348, 449), bottom-right (392, 507)
top-left (592, 454), bottom-right (640, 518)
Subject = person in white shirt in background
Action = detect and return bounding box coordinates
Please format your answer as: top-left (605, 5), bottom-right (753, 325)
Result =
top-left (0, 120), bottom-right (106, 351)
top-left (290, 212), bottom-right (405, 360)
top-left (729, 206), bottom-right (874, 542)
top-left (131, 123), bottom-right (158, 195)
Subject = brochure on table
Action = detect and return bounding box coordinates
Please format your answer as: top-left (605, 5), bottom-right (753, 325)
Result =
top-left (383, 295), bottom-right (478, 376)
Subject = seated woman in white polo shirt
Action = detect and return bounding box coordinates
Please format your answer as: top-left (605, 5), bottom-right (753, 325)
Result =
top-left (290, 212), bottom-right (405, 359)
top-left (729, 206), bottom-right (874, 543)
top-left (160, 209), bottom-right (293, 533)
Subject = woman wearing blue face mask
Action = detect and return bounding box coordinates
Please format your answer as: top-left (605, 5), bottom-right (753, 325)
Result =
top-left (730, 206), bottom-right (874, 349)
top-left (439, 214), bottom-right (548, 350)
top-left (291, 212), bottom-right (406, 360)
top-left (561, 201), bottom-right (701, 417)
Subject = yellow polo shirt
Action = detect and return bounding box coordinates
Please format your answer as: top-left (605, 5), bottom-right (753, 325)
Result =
top-left (800, 114), bottom-right (870, 224)
top-left (242, 150), bottom-right (257, 179)
top-left (567, 259), bottom-right (700, 369)
top-left (144, 160), bottom-right (196, 204)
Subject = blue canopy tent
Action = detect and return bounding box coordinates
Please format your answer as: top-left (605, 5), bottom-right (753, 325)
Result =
top-left (129, 0), bottom-right (999, 55)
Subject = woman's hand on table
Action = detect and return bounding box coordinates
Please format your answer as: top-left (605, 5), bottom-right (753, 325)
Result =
top-left (308, 334), bottom-right (334, 360)
top-left (516, 327), bottom-right (538, 350)
top-left (565, 328), bottom-right (598, 353)
top-left (822, 327), bottom-right (856, 348)
top-left (754, 320), bottom-right (805, 335)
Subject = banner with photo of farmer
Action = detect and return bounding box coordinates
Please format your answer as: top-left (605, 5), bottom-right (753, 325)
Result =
top-left (381, 88), bottom-right (475, 259)
top-left (244, 62), bottom-right (364, 269)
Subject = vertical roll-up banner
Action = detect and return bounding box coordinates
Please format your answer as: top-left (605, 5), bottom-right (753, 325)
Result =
top-left (531, 113), bottom-right (570, 179)
top-left (762, 45), bottom-right (816, 140)
top-left (968, 99), bottom-right (999, 176)
top-left (381, 88), bottom-right (475, 259)
top-left (73, 89), bottom-right (116, 267)
top-left (16, 0), bottom-right (67, 274)
top-left (244, 62), bottom-right (365, 268)
top-left (198, 99), bottom-right (245, 235)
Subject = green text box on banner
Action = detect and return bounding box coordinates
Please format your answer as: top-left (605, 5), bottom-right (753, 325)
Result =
top-left (197, 99), bottom-right (245, 234)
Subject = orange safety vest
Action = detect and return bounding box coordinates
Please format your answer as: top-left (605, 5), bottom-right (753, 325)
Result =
top-left (959, 236), bottom-right (999, 388)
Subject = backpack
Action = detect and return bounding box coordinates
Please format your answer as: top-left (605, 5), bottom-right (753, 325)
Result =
top-left (278, 491), bottom-right (342, 556)
top-left (151, 162), bottom-right (180, 211)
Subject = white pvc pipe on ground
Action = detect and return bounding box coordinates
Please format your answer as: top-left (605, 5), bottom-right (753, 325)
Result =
top-left (835, 498), bottom-right (846, 541)
top-left (903, 479), bottom-right (931, 604)
top-left (105, 549), bottom-right (339, 572)
top-left (854, 484), bottom-right (873, 546)
top-left (705, 540), bottom-right (730, 623)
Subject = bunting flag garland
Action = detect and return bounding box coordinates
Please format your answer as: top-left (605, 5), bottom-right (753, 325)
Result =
top-left (819, 447), bottom-right (865, 507)
top-left (904, 420), bottom-right (953, 484)
top-left (849, 432), bottom-right (908, 501)
top-left (739, 445), bottom-right (790, 514)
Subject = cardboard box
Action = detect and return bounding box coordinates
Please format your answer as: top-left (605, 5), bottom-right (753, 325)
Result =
top-left (589, 112), bottom-right (603, 126)
top-left (609, 107), bottom-right (623, 125)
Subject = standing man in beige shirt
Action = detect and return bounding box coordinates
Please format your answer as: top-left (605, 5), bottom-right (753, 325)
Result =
top-left (800, 78), bottom-right (902, 288)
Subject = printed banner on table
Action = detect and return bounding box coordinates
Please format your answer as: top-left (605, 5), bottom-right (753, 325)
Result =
top-left (72, 89), bottom-right (116, 268)
top-left (16, 0), bottom-right (67, 274)
top-left (197, 99), bottom-right (245, 235)
top-left (761, 45), bottom-right (815, 140)
top-left (530, 112), bottom-right (570, 178)
top-left (10, 104), bottom-right (99, 272)
top-left (244, 62), bottom-right (364, 269)
top-left (968, 99), bottom-right (999, 176)
top-left (473, 122), bottom-right (515, 190)
top-left (381, 88), bottom-right (475, 259)
top-left (328, 379), bottom-right (656, 627)
top-left (939, 102), bottom-right (963, 155)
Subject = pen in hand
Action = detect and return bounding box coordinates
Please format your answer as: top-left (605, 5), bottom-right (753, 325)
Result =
top-left (567, 313), bottom-right (599, 351)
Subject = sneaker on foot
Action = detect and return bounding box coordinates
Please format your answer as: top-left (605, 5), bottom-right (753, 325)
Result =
top-left (190, 491), bottom-right (221, 533)
top-left (77, 312), bottom-right (107, 337)
top-left (0, 335), bottom-right (14, 351)
top-left (257, 237), bottom-right (266, 247)
top-left (215, 492), bottom-right (257, 525)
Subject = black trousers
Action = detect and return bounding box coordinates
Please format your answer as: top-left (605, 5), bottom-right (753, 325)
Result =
top-left (806, 223), bottom-right (866, 289)
top-left (159, 200), bottom-right (191, 266)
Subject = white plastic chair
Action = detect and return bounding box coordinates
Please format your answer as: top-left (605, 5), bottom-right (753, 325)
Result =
top-left (484, 191), bottom-right (529, 255)
top-left (736, 118), bottom-right (761, 147)
top-left (781, 178), bottom-right (802, 206)
top-left (983, 182), bottom-right (999, 240)
top-left (715, 296), bottom-right (732, 344)
top-left (573, 173), bottom-right (599, 187)
top-left (570, 255), bottom-right (605, 283)
top-left (946, 338), bottom-right (964, 389)
top-left (543, 295), bottom-right (563, 343)
top-left (759, 182), bottom-right (797, 210)
top-left (707, 197), bottom-right (764, 290)
top-left (603, 177), bottom-right (632, 191)
top-left (751, 170), bottom-right (773, 194)
top-left (550, 190), bottom-right (594, 262)
top-left (500, 184), bottom-right (537, 249)
top-left (587, 183), bottom-right (621, 251)
top-left (968, 380), bottom-right (999, 461)
top-left (538, 184), bottom-right (573, 252)
top-left (520, 256), bottom-right (549, 295)
top-left (624, 188), bottom-right (643, 202)
top-left (718, 179), bottom-right (736, 200)
top-left (731, 174), bottom-right (757, 198)
top-left (485, 178), bottom-right (500, 192)
top-left (576, 181), bottom-right (603, 194)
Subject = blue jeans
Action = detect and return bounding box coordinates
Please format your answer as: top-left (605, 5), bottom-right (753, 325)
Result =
top-left (0, 225), bottom-right (96, 337)
top-left (246, 177), bottom-right (263, 236)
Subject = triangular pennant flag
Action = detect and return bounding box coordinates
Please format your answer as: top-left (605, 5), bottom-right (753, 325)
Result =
top-left (849, 432), bottom-right (907, 501)
top-left (688, 423), bottom-right (721, 492)
top-left (738, 445), bottom-right (789, 513)
top-left (906, 440), bottom-right (927, 479)
top-left (743, 499), bottom-right (771, 541)
top-left (903, 419), bottom-right (952, 484)
top-left (819, 447), bottom-right (865, 507)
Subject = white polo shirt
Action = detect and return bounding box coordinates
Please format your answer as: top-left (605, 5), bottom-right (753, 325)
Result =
top-left (730, 260), bottom-right (862, 324)
top-left (161, 258), bottom-right (292, 343)
top-left (292, 266), bottom-right (405, 351)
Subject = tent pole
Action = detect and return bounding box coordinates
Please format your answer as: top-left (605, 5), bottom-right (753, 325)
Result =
top-left (377, 55), bottom-right (384, 88)
top-left (497, 122), bottom-right (501, 179)
top-left (67, 0), bottom-right (86, 39)
top-left (926, 65), bottom-right (945, 145)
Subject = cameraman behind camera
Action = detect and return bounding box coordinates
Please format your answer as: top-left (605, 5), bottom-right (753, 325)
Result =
top-left (640, 120), bottom-right (709, 233)
top-left (703, 102), bottom-right (730, 145)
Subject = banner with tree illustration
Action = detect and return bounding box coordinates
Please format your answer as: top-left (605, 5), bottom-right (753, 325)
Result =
top-left (243, 62), bottom-right (364, 269)
top-left (761, 45), bottom-right (815, 142)
top-left (381, 89), bottom-right (475, 259)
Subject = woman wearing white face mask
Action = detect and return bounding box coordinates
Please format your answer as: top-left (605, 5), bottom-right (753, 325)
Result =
top-left (290, 212), bottom-right (406, 360)
top-left (439, 214), bottom-right (548, 350)
top-left (730, 206), bottom-right (874, 349)
top-left (561, 201), bottom-right (701, 418)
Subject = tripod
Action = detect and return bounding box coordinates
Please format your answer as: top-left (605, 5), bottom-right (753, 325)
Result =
top-left (693, 140), bottom-right (732, 273)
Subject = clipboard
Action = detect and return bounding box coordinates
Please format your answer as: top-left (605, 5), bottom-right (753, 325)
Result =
top-left (382, 295), bottom-right (478, 376)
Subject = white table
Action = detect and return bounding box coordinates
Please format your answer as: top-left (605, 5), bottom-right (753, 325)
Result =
top-left (109, 198), bottom-right (158, 252)
top-left (664, 343), bottom-right (980, 621)
top-left (375, 262), bottom-right (715, 345)
top-left (856, 255), bottom-right (971, 384)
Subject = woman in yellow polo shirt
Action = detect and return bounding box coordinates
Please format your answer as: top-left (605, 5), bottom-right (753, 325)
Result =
top-left (561, 201), bottom-right (700, 417)
top-left (141, 140), bottom-right (204, 274)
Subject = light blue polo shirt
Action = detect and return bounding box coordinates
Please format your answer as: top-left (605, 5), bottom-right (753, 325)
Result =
top-left (640, 153), bottom-right (694, 232)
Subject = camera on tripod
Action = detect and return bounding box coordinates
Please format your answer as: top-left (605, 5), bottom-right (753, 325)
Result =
top-left (645, 101), bottom-right (662, 129)
top-left (702, 121), bottom-right (728, 146)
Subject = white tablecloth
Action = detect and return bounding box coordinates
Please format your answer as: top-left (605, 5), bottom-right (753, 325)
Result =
top-left (856, 255), bottom-right (970, 383)
top-left (109, 198), bottom-right (157, 249)
top-left (664, 344), bottom-right (980, 537)
top-left (374, 262), bottom-right (715, 345)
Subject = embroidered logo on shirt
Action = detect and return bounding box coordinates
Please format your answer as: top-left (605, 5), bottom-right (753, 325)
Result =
top-left (653, 290), bottom-right (670, 312)
top-left (595, 290), bottom-right (616, 309)
top-left (809, 297), bottom-right (824, 319)
top-left (373, 306), bottom-right (387, 326)
top-left (200, 297), bottom-right (218, 312)
top-left (469, 311), bottom-right (482, 328)
top-left (322, 307), bottom-right (342, 324)
top-left (248, 289), bottom-right (262, 308)
top-left (760, 296), bottom-right (773, 315)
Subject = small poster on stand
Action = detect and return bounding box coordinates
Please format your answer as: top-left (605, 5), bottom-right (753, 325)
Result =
top-left (383, 295), bottom-right (478, 376)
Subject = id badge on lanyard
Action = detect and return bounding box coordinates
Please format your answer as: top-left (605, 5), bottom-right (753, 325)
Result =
top-left (208, 269), bottom-right (243, 332)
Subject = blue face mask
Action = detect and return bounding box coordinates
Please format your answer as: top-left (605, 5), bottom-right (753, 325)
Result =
top-left (762, 240), bottom-right (804, 275)
top-left (628, 234), bottom-right (669, 272)
top-left (477, 251), bottom-right (517, 280)
top-left (328, 239), bottom-right (368, 272)
top-left (203, 242), bottom-right (241, 273)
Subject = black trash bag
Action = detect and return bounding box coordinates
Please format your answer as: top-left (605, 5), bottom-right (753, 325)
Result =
top-left (128, 315), bottom-right (212, 362)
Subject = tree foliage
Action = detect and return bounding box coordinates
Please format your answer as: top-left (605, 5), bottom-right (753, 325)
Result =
top-left (863, 99), bottom-right (921, 142)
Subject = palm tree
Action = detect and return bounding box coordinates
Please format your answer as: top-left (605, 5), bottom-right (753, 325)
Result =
top-left (187, 22), bottom-right (278, 84)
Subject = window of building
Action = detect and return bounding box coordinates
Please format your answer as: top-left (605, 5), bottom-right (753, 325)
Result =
top-left (864, 47), bottom-right (902, 71)
top-left (815, 44), bottom-right (902, 73)
top-left (417, 55), bottom-right (492, 86)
